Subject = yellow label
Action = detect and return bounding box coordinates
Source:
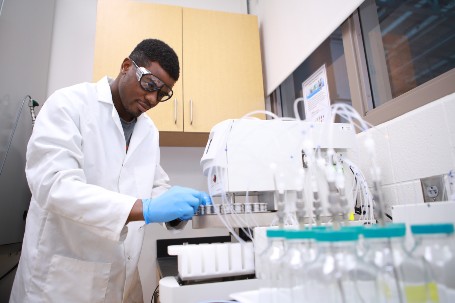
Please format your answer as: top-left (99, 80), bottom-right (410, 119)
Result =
top-left (380, 282), bottom-right (392, 299)
top-left (349, 212), bottom-right (355, 221)
top-left (404, 282), bottom-right (439, 303)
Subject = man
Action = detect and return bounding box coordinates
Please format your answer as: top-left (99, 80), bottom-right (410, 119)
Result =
top-left (10, 39), bottom-right (210, 302)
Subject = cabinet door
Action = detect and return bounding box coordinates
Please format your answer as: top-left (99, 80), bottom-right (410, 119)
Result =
top-left (182, 8), bottom-right (265, 133)
top-left (93, 0), bottom-right (184, 131)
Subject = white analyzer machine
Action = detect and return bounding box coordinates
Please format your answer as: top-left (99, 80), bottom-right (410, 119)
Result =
top-left (159, 118), bottom-right (358, 303)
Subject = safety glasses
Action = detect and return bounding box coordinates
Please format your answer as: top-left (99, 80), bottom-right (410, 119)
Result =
top-left (130, 58), bottom-right (173, 102)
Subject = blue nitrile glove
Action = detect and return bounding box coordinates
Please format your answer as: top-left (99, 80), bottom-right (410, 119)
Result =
top-left (142, 186), bottom-right (211, 224)
top-left (200, 192), bottom-right (212, 206)
top-left (177, 191), bottom-right (212, 221)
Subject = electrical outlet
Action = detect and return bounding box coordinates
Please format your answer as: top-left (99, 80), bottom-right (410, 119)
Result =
top-left (420, 175), bottom-right (447, 202)
top-left (426, 185), bottom-right (439, 199)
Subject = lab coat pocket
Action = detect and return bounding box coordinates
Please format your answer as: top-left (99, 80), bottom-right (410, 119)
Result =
top-left (43, 254), bottom-right (111, 303)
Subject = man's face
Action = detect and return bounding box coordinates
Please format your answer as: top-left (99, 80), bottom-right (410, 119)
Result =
top-left (117, 59), bottom-right (176, 121)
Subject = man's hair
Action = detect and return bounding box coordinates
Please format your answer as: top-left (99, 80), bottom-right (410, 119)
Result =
top-left (129, 39), bottom-right (180, 81)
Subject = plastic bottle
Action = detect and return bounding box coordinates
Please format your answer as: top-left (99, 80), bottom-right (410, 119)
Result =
top-left (279, 229), bottom-right (317, 303)
top-left (406, 223), bottom-right (455, 303)
top-left (258, 228), bottom-right (286, 303)
top-left (362, 223), bottom-right (407, 303)
top-left (305, 228), bottom-right (382, 303)
top-left (341, 224), bottom-right (366, 257)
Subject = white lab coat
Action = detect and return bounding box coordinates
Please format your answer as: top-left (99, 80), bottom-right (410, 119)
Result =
top-left (10, 77), bottom-right (171, 303)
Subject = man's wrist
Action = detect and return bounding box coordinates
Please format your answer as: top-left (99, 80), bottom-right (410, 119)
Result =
top-left (126, 199), bottom-right (144, 224)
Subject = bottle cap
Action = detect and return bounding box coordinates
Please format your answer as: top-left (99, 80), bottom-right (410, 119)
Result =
top-left (340, 225), bottom-right (365, 235)
top-left (266, 229), bottom-right (286, 238)
top-left (284, 229), bottom-right (314, 240)
top-left (314, 229), bottom-right (358, 242)
top-left (363, 223), bottom-right (406, 238)
top-left (411, 223), bottom-right (454, 235)
top-left (307, 225), bottom-right (329, 231)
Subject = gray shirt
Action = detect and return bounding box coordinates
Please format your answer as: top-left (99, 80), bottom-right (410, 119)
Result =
top-left (120, 117), bottom-right (137, 151)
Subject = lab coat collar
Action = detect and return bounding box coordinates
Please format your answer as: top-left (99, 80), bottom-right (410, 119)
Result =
top-left (125, 114), bottom-right (152, 161)
top-left (95, 77), bottom-right (125, 143)
top-left (96, 76), bottom-right (114, 105)
top-left (95, 77), bottom-right (154, 160)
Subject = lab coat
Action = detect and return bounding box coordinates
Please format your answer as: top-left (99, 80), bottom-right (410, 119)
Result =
top-left (10, 77), bottom-right (171, 303)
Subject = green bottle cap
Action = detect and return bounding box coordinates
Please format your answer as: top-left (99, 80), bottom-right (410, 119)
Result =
top-left (411, 223), bottom-right (454, 235)
top-left (284, 229), bottom-right (315, 239)
top-left (314, 229), bottom-right (359, 242)
top-left (266, 229), bottom-right (286, 238)
top-left (363, 223), bottom-right (406, 238)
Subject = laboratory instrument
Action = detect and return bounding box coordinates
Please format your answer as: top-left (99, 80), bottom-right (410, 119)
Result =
top-left (158, 100), bottom-right (455, 303)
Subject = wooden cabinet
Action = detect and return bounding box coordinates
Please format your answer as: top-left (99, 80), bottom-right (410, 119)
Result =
top-left (93, 0), bottom-right (184, 133)
top-left (93, 0), bottom-right (264, 146)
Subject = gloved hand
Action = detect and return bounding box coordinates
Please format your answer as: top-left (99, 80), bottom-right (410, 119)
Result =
top-left (199, 191), bottom-right (212, 206)
top-left (142, 186), bottom-right (212, 224)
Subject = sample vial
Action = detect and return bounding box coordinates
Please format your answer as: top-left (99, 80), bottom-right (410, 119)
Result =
top-left (405, 223), bottom-right (455, 303)
top-left (258, 229), bottom-right (286, 303)
top-left (305, 229), bottom-right (382, 303)
top-left (363, 223), bottom-right (407, 303)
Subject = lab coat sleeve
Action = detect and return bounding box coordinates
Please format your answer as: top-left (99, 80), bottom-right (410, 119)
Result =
top-left (151, 162), bottom-right (188, 231)
top-left (26, 92), bottom-right (136, 242)
top-left (150, 164), bottom-right (171, 198)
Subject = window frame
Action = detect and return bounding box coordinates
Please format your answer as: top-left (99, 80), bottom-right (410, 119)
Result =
top-left (342, 8), bottom-right (455, 126)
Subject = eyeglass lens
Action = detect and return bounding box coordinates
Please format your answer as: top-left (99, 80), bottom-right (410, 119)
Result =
top-left (131, 58), bottom-right (173, 101)
top-left (139, 74), bottom-right (172, 101)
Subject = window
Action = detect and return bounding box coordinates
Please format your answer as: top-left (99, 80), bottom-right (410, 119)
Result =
top-left (273, 26), bottom-right (352, 121)
top-left (359, 0), bottom-right (455, 110)
top-left (273, 0), bottom-right (455, 126)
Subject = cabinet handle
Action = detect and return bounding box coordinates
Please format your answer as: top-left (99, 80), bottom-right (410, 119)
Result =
top-left (174, 98), bottom-right (178, 124)
top-left (190, 99), bottom-right (193, 125)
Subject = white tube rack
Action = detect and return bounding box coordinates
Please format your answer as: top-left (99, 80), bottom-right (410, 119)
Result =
top-left (168, 242), bottom-right (255, 281)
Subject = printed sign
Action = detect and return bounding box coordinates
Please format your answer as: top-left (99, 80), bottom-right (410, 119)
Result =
top-left (302, 64), bottom-right (331, 122)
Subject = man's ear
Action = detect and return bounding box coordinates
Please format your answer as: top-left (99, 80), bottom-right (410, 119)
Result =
top-left (121, 58), bottom-right (131, 74)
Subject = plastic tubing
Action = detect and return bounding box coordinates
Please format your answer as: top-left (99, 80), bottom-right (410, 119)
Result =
top-left (293, 97), bottom-right (305, 121)
top-left (206, 164), bottom-right (247, 244)
top-left (342, 157), bottom-right (375, 223)
top-left (295, 168), bottom-right (306, 229)
top-left (214, 164), bottom-right (257, 242)
top-left (330, 103), bottom-right (371, 131)
top-left (329, 103), bottom-right (385, 225)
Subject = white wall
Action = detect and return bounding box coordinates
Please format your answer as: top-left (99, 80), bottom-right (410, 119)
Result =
top-left (46, 0), bottom-right (97, 95)
top-left (136, 0), bottom-right (247, 14)
top-left (248, 0), bottom-right (365, 96)
top-left (0, 0), bottom-right (55, 245)
top-left (0, 0), bottom-right (56, 299)
top-left (347, 93), bottom-right (455, 215)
